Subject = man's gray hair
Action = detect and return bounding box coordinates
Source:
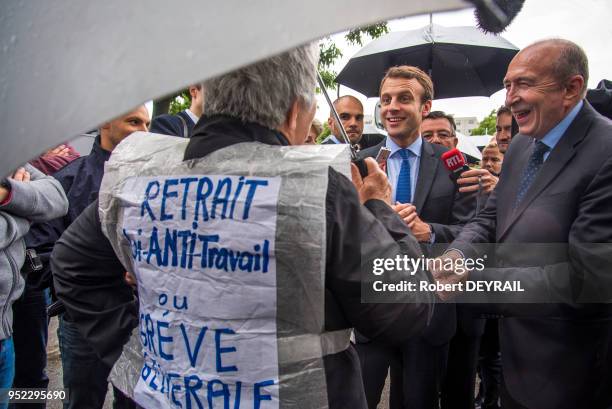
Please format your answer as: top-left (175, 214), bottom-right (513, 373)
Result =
top-left (203, 43), bottom-right (318, 129)
top-left (529, 39), bottom-right (589, 97)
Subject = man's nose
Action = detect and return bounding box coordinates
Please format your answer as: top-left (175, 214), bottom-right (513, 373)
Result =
top-left (505, 84), bottom-right (519, 107)
top-left (387, 97), bottom-right (401, 111)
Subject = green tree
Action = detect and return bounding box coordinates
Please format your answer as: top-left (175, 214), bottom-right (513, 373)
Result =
top-left (471, 109), bottom-right (497, 135)
top-left (169, 89), bottom-right (191, 115)
top-left (318, 23), bottom-right (389, 90)
top-left (316, 121), bottom-right (331, 144)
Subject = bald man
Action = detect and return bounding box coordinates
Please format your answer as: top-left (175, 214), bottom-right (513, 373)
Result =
top-left (32, 105), bottom-right (150, 408)
top-left (322, 95), bottom-right (365, 148)
top-left (438, 39), bottom-right (612, 409)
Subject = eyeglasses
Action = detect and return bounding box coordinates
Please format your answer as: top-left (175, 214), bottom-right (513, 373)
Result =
top-left (423, 131), bottom-right (454, 140)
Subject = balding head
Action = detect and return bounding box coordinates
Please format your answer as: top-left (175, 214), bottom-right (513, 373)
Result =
top-left (523, 39), bottom-right (589, 98)
top-left (328, 95), bottom-right (364, 144)
top-left (503, 38), bottom-right (587, 138)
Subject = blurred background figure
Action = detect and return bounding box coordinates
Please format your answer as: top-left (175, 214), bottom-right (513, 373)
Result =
top-left (494, 105), bottom-right (513, 153)
top-left (480, 141), bottom-right (503, 176)
top-left (150, 84), bottom-right (204, 138)
top-left (305, 118), bottom-right (323, 144)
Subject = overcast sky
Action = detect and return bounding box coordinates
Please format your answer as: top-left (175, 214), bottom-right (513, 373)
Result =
top-left (315, 0), bottom-right (612, 124)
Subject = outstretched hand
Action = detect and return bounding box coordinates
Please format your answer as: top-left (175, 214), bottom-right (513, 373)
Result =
top-left (430, 249), bottom-right (469, 301)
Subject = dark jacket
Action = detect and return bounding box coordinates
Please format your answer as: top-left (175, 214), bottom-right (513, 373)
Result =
top-left (360, 138), bottom-right (480, 344)
top-left (26, 136), bottom-right (110, 290)
top-left (149, 110), bottom-right (195, 138)
top-left (452, 102), bottom-right (612, 409)
top-left (52, 114), bottom-right (435, 409)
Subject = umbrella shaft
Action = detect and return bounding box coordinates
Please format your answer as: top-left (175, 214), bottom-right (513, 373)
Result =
top-left (316, 73), bottom-right (357, 160)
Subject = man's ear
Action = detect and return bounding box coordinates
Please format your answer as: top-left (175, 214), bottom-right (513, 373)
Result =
top-left (100, 122), bottom-right (111, 132)
top-left (286, 99), bottom-right (300, 133)
top-left (189, 86), bottom-right (198, 100)
top-left (421, 100), bottom-right (432, 117)
top-left (277, 99), bottom-right (300, 145)
top-left (564, 74), bottom-right (585, 102)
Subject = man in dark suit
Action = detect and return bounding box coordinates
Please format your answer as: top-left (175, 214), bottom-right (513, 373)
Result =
top-left (150, 84), bottom-right (203, 137)
top-left (418, 110), bottom-right (487, 409)
top-left (357, 66), bottom-right (475, 409)
top-left (436, 39), bottom-right (612, 409)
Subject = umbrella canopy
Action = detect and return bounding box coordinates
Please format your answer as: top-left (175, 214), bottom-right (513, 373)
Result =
top-left (0, 0), bottom-right (472, 177)
top-left (335, 24), bottom-right (518, 99)
top-left (456, 132), bottom-right (483, 161)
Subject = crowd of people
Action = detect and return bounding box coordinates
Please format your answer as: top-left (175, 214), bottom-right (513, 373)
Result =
top-left (1, 36), bottom-right (611, 409)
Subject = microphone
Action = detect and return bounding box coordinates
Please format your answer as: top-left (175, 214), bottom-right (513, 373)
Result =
top-left (468, 0), bottom-right (525, 34)
top-left (441, 148), bottom-right (470, 182)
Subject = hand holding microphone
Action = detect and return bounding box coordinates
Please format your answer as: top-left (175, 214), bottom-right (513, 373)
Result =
top-left (457, 168), bottom-right (498, 194)
top-left (440, 148), bottom-right (493, 214)
top-left (440, 148), bottom-right (470, 181)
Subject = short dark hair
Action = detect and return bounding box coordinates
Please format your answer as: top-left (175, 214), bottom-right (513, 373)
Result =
top-left (380, 66), bottom-right (434, 103)
top-left (529, 39), bottom-right (589, 97)
top-left (497, 105), bottom-right (511, 117)
top-left (424, 111), bottom-right (456, 134)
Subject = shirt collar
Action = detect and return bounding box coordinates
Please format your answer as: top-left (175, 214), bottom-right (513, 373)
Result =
top-left (186, 109), bottom-right (199, 124)
top-left (539, 100), bottom-right (583, 150)
top-left (91, 134), bottom-right (112, 161)
top-left (329, 134), bottom-right (341, 144)
top-left (386, 135), bottom-right (422, 158)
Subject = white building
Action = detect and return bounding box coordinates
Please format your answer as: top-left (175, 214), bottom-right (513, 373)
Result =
top-left (454, 116), bottom-right (479, 135)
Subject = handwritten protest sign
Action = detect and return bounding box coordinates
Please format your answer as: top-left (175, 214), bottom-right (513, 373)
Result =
top-left (119, 174), bottom-right (281, 409)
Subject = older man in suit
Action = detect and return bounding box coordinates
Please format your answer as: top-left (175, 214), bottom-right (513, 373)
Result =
top-left (436, 39), bottom-right (612, 409)
top-left (357, 66), bottom-right (475, 409)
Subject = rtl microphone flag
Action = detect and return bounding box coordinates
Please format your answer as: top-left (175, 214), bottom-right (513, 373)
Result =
top-left (441, 148), bottom-right (470, 181)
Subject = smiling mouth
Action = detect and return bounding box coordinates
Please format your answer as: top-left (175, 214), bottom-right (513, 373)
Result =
top-left (386, 117), bottom-right (404, 123)
top-left (513, 109), bottom-right (530, 122)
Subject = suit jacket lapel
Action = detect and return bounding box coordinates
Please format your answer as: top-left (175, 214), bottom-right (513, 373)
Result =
top-left (498, 102), bottom-right (594, 240)
top-left (413, 141), bottom-right (437, 213)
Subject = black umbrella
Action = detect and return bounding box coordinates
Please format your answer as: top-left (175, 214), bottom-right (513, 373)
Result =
top-left (335, 24), bottom-right (519, 99)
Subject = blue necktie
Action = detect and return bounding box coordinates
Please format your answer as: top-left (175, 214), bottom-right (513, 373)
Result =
top-left (514, 140), bottom-right (549, 208)
top-left (395, 149), bottom-right (412, 203)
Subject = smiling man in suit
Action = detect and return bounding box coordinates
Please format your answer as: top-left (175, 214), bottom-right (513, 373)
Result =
top-left (437, 39), bottom-right (612, 409)
top-left (357, 66), bottom-right (475, 409)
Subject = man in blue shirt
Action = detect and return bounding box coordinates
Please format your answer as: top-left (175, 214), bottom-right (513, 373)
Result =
top-left (358, 66), bottom-right (475, 409)
top-left (437, 39), bottom-right (612, 409)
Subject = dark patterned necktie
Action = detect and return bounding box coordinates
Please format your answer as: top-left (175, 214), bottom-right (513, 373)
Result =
top-left (395, 149), bottom-right (412, 203)
top-left (514, 140), bottom-right (549, 208)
